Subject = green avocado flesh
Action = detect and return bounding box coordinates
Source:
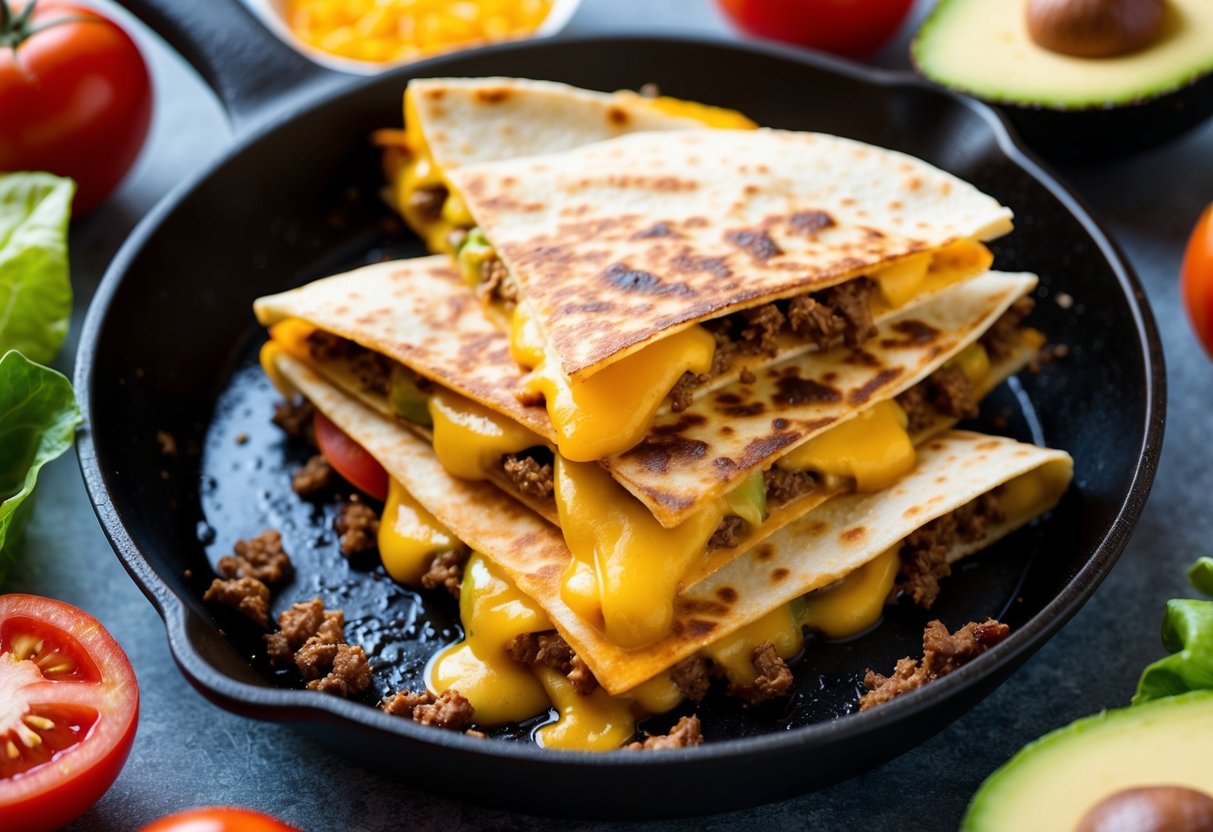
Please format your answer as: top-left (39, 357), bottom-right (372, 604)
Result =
top-left (725, 470), bottom-right (767, 528)
top-left (388, 365), bottom-right (432, 427)
top-left (962, 690), bottom-right (1213, 831)
top-left (914, 0), bottom-right (1213, 107)
top-left (455, 226), bottom-right (495, 287)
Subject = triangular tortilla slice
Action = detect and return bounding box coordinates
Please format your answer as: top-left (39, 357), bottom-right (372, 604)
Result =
top-left (277, 354), bottom-right (1070, 695)
top-left (449, 127), bottom-right (1013, 381)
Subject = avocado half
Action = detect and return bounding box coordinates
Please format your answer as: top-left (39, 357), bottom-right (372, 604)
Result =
top-left (962, 690), bottom-right (1213, 831)
top-left (913, 0), bottom-right (1213, 160)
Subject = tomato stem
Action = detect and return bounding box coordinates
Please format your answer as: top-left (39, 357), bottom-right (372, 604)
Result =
top-left (0, 0), bottom-right (98, 49)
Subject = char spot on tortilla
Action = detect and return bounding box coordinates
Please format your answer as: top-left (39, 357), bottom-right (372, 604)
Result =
top-left (602, 263), bottom-right (694, 297)
top-left (755, 544), bottom-right (776, 561)
top-left (773, 377), bottom-right (842, 407)
top-left (720, 401), bottom-right (765, 417)
top-left (631, 221), bottom-right (682, 240)
top-left (688, 620), bottom-right (719, 638)
top-left (677, 598), bottom-right (730, 617)
top-left (423, 88), bottom-right (445, 100)
top-left (881, 319), bottom-right (940, 348)
top-left (716, 587), bottom-right (738, 604)
top-left (770, 568), bottom-right (790, 582)
top-left (724, 229), bottom-right (784, 262)
top-left (712, 457), bottom-right (738, 474)
top-left (558, 301), bottom-right (615, 316)
top-left (823, 372), bottom-right (838, 382)
top-left (716, 393), bottom-right (742, 406)
top-left (844, 349), bottom-right (882, 368)
top-left (670, 251), bottom-right (733, 279)
top-left (607, 105), bottom-right (629, 126)
top-left (771, 417), bottom-right (788, 430)
top-left (719, 425), bottom-right (735, 437)
top-left (848, 368), bottom-right (902, 406)
top-left (685, 217), bottom-right (709, 228)
top-left (787, 210), bottom-right (836, 236)
top-left (737, 432), bottom-right (800, 469)
top-left (841, 526), bottom-right (866, 544)
top-left (903, 505), bottom-right (921, 518)
top-left (862, 227), bottom-right (887, 240)
top-left (621, 435), bottom-right (709, 475)
top-left (652, 414), bottom-right (708, 435)
top-left (475, 88), bottom-right (511, 104)
top-left (929, 441), bottom-right (946, 451)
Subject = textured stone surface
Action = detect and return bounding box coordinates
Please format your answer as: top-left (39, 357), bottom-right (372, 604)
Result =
top-left (12, 0), bottom-right (1209, 829)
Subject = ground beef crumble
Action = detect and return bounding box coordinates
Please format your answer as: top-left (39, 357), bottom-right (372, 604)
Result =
top-left (263, 597), bottom-right (371, 698)
top-left (407, 185), bottom-right (447, 223)
top-left (626, 715), bottom-right (703, 751)
top-left (216, 529), bottom-right (292, 586)
top-left (334, 497), bottom-right (380, 556)
top-left (204, 577), bottom-right (271, 628)
top-left (272, 398), bottom-right (315, 442)
top-left (764, 467), bottom-right (818, 508)
top-left (382, 689), bottom-right (476, 731)
top-left (507, 630), bottom-right (598, 695)
top-left (731, 641), bottom-right (794, 704)
top-left (291, 454), bottom-right (334, 496)
top-left (669, 656), bottom-right (711, 703)
top-left (420, 547), bottom-right (471, 598)
top-left (897, 364), bottom-right (979, 436)
top-left (980, 297), bottom-right (1034, 362)
top-left (897, 490), bottom-right (1006, 609)
top-left (502, 449), bottom-right (555, 501)
top-left (305, 331), bottom-right (391, 396)
top-left (707, 515), bottom-right (748, 551)
top-left (264, 598), bottom-right (345, 666)
top-left (479, 258), bottom-right (518, 309)
top-left (859, 618), bottom-right (1011, 711)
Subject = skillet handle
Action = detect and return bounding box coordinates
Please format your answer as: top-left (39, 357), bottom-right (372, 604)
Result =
top-left (116, 0), bottom-right (352, 130)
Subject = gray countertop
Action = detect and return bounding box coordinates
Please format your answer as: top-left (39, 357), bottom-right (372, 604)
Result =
top-left (14, 0), bottom-right (1213, 829)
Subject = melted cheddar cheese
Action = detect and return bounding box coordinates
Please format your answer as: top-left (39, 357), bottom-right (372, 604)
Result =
top-left (378, 477), bottom-right (460, 584)
top-left (534, 667), bottom-right (637, 751)
top-left (702, 606), bottom-right (804, 689)
top-left (509, 301), bottom-right (546, 369)
top-left (526, 326), bottom-right (716, 462)
top-left (778, 400), bottom-right (916, 493)
top-left (870, 239), bottom-right (994, 312)
top-left (428, 554), bottom-right (550, 725)
top-left (428, 387), bottom-right (545, 480)
top-left (798, 547), bottom-right (900, 639)
top-left (553, 456), bottom-right (726, 649)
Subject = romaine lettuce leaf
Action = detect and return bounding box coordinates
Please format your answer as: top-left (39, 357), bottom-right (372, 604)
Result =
top-left (0, 350), bottom-right (81, 582)
top-left (1188, 557), bottom-right (1213, 596)
top-left (1133, 598), bottom-right (1213, 705)
top-left (0, 172), bottom-right (74, 363)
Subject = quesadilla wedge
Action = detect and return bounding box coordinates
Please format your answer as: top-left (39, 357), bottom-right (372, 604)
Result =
top-left (445, 126), bottom-right (1011, 461)
top-left (257, 260), bottom-right (1043, 648)
top-left (378, 77), bottom-right (757, 253)
top-left (271, 352), bottom-right (1071, 746)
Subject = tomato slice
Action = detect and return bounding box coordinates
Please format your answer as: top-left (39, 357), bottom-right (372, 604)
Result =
top-left (1182, 203), bottom-right (1213, 359)
top-left (139, 806), bottom-right (302, 832)
top-left (314, 409), bottom-right (389, 501)
top-left (0, 595), bottom-right (139, 832)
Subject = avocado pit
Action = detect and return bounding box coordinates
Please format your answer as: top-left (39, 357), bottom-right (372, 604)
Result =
top-left (1026, 0), bottom-right (1165, 59)
top-left (1075, 785), bottom-right (1213, 832)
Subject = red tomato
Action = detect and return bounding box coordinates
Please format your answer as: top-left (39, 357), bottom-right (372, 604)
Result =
top-left (139, 806), bottom-right (302, 832)
top-left (716, 0), bottom-right (915, 58)
top-left (0, 2), bottom-right (152, 214)
top-left (314, 410), bottom-right (389, 501)
top-left (0, 594), bottom-right (139, 832)
top-left (1183, 203), bottom-right (1213, 359)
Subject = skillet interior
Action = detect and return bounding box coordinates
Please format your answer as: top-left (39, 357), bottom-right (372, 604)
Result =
top-left (76, 36), bottom-right (1162, 818)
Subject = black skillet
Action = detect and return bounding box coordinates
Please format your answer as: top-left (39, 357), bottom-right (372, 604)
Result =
top-left (76, 0), bottom-right (1164, 818)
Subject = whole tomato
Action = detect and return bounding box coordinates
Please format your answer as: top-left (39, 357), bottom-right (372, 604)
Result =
top-left (1182, 203), bottom-right (1213, 359)
top-left (139, 807), bottom-right (302, 832)
top-left (0, 0), bottom-right (152, 214)
top-left (716, 0), bottom-right (916, 59)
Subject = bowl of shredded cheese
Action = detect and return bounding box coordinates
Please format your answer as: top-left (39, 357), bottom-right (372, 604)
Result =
top-left (244, 0), bottom-right (582, 74)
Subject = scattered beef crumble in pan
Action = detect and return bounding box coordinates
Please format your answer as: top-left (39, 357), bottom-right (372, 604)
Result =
top-left (626, 715), bottom-right (704, 751)
top-left (859, 618), bottom-right (1011, 711)
top-left (382, 689), bottom-right (476, 732)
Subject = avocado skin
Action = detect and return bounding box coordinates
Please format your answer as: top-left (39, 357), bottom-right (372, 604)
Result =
top-left (962, 690), bottom-right (1213, 831)
top-left (990, 71), bottom-right (1213, 161)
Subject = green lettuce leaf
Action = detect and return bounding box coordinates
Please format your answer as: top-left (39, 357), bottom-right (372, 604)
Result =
top-left (1188, 557), bottom-right (1213, 596)
top-left (0, 350), bottom-right (81, 583)
top-left (1133, 598), bottom-right (1213, 705)
top-left (0, 172), bottom-right (74, 363)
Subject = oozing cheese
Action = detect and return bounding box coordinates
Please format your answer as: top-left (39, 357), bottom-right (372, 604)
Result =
top-left (702, 605), bottom-right (804, 689)
top-left (870, 239), bottom-right (994, 311)
top-left (778, 400), bottom-right (916, 493)
top-left (534, 666), bottom-right (637, 751)
top-left (554, 456), bottom-right (727, 649)
top-left (798, 547), bottom-right (900, 639)
top-left (428, 387), bottom-right (546, 480)
top-left (428, 554), bottom-right (550, 725)
top-left (379, 477), bottom-right (460, 584)
top-left (509, 300), bottom-right (546, 370)
top-left (526, 325), bottom-right (716, 462)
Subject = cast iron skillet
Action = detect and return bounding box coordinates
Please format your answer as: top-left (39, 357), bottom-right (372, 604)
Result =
top-left (77, 0), bottom-right (1164, 818)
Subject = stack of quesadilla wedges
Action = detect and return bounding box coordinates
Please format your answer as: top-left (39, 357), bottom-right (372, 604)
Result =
top-left (252, 78), bottom-right (1073, 750)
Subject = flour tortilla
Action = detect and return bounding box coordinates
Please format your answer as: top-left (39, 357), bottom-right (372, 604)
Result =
top-left (450, 128), bottom-right (1013, 381)
top-left (276, 353), bottom-right (1071, 695)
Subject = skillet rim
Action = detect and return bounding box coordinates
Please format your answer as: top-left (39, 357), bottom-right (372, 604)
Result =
top-left (74, 32), bottom-right (1165, 772)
